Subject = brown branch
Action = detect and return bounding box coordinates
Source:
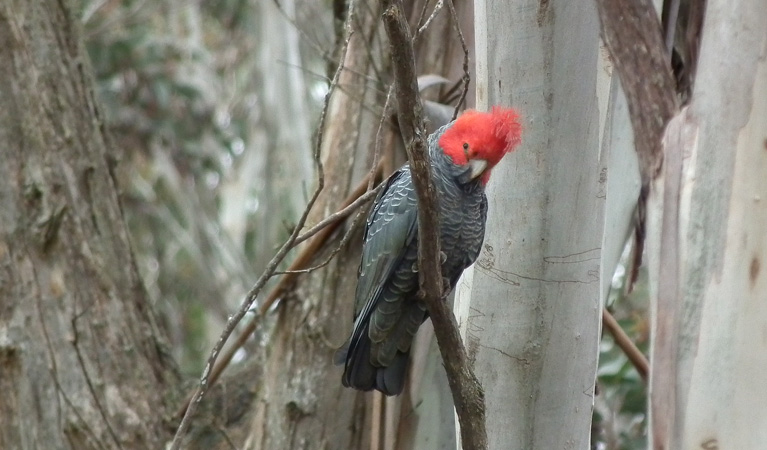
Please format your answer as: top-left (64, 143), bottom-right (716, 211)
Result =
top-left (595, 0), bottom-right (679, 182)
top-left (277, 178), bottom-right (383, 276)
top-left (381, 1), bottom-right (487, 449)
top-left (170, 113), bottom-right (324, 450)
top-left (602, 308), bottom-right (649, 382)
top-left (414, 0), bottom-right (433, 35)
top-left (280, 87), bottom-right (394, 275)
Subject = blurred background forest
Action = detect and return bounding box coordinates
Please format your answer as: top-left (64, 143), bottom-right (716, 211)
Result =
top-left (82, 1), bottom-right (648, 448)
top-left (83, 0), bottom-right (324, 371)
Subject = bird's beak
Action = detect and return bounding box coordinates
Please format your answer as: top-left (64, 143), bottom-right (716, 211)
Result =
top-left (467, 159), bottom-right (488, 180)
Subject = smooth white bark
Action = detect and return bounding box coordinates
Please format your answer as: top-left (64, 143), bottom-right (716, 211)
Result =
top-left (454, 1), bottom-right (620, 447)
top-left (646, 1), bottom-right (767, 447)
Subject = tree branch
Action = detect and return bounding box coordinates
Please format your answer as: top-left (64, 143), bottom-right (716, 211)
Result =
top-left (291, 182), bottom-right (383, 248)
top-left (602, 308), bottom-right (649, 381)
top-left (380, 1), bottom-right (487, 449)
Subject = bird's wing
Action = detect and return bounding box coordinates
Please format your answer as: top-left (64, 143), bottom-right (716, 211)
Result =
top-left (348, 166), bottom-right (418, 346)
top-left (465, 193), bottom-right (488, 265)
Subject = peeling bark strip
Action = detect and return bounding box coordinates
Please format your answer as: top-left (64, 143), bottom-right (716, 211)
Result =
top-left (380, 1), bottom-right (488, 449)
top-left (653, 109), bottom-right (694, 450)
top-left (595, 0), bottom-right (679, 181)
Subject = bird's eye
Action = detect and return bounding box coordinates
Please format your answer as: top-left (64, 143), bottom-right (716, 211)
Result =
top-left (462, 142), bottom-right (469, 150)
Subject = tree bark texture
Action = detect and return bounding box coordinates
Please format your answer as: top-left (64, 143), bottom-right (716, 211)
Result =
top-left (455, 0), bottom-right (608, 448)
top-left (645, 1), bottom-right (767, 448)
top-left (0, 1), bottom-right (175, 449)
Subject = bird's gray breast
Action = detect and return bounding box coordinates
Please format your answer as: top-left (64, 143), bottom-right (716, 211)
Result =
top-left (435, 173), bottom-right (487, 282)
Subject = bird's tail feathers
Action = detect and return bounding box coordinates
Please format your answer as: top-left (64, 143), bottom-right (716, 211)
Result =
top-left (337, 324), bottom-right (409, 396)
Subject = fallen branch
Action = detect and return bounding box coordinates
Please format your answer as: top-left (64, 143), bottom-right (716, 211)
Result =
top-left (380, 1), bottom-right (487, 448)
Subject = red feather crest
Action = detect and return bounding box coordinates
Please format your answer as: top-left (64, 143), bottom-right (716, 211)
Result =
top-left (438, 106), bottom-right (522, 175)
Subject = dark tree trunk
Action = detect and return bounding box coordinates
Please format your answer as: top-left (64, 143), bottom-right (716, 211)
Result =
top-left (0, 1), bottom-right (176, 449)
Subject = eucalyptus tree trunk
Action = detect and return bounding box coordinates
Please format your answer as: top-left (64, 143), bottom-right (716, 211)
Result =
top-left (454, 1), bottom-right (615, 447)
top-left (646, 1), bottom-right (767, 448)
top-left (0, 1), bottom-right (175, 449)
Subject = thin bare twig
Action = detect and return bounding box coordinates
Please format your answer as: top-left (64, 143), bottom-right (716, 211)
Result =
top-left (215, 426), bottom-right (239, 450)
top-left (291, 184), bottom-right (384, 247)
top-left (352, 6), bottom-right (386, 86)
top-left (272, 0), bottom-right (390, 103)
top-left (446, 0), bottom-right (469, 120)
top-left (380, 1), bottom-right (487, 448)
top-left (168, 2), bottom-right (357, 446)
top-left (271, 0), bottom-right (334, 65)
top-left (276, 188), bottom-right (382, 275)
top-left (602, 308), bottom-right (649, 381)
top-left (277, 59), bottom-right (389, 114)
top-left (370, 84), bottom-right (395, 191)
top-left (416, 0), bottom-right (444, 38)
top-left (414, 0), bottom-right (433, 34)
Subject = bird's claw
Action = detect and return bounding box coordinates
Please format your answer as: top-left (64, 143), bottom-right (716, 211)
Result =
top-left (441, 276), bottom-right (451, 296)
